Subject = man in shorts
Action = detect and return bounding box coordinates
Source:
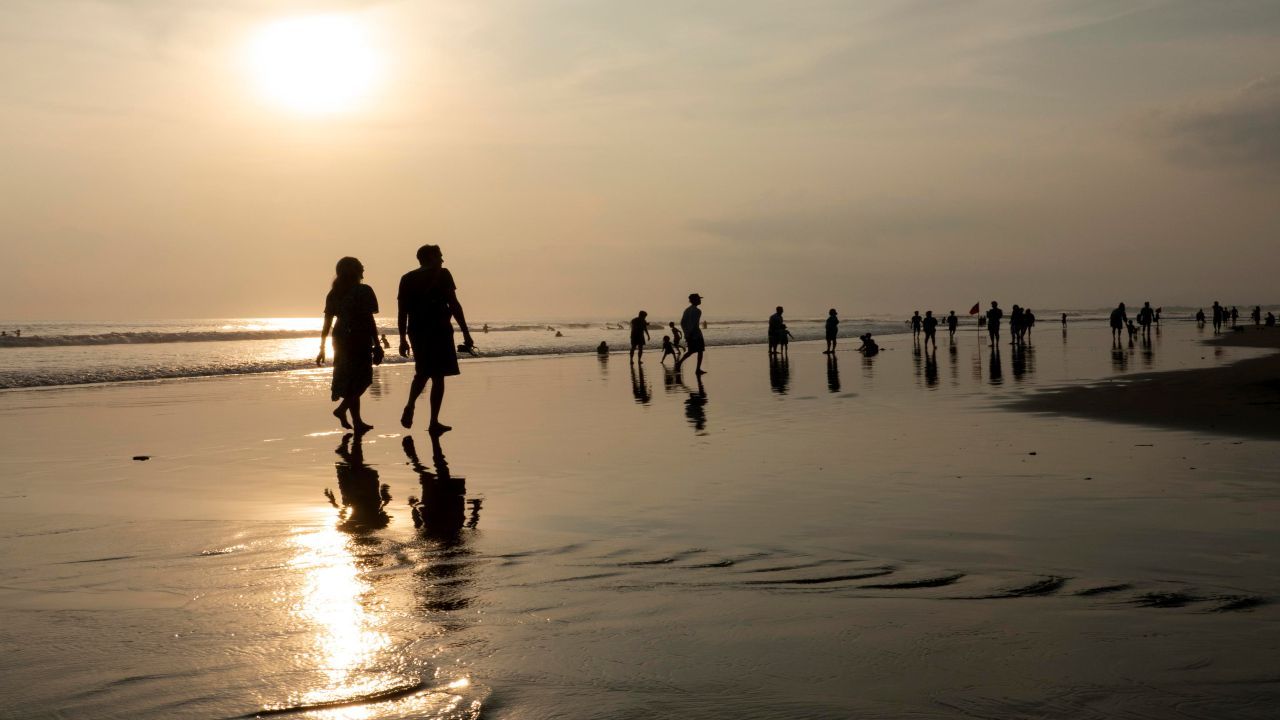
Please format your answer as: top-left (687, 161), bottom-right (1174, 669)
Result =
top-left (675, 293), bottom-right (706, 375)
top-left (629, 311), bottom-right (651, 364)
top-left (398, 244), bottom-right (475, 435)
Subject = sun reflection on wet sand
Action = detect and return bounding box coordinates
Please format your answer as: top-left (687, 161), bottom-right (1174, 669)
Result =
top-left (289, 525), bottom-right (395, 714)
top-left (266, 508), bottom-right (480, 719)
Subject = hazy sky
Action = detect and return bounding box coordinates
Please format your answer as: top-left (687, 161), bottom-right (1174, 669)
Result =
top-left (2, 0), bottom-right (1278, 321)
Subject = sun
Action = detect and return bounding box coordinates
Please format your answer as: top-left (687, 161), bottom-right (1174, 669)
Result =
top-left (245, 15), bottom-right (383, 115)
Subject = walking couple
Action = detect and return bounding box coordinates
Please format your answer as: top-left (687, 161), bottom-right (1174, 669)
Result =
top-left (317, 244), bottom-right (474, 436)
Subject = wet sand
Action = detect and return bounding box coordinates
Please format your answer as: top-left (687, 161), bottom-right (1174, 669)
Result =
top-left (2, 323), bottom-right (1279, 718)
top-left (1014, 326), bottom-right (1280, 439)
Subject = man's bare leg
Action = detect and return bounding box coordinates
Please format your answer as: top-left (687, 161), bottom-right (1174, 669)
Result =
top-left (429, 376), bottom-right (450, 435)
top-left (402, 374), bottom-right (428, 428)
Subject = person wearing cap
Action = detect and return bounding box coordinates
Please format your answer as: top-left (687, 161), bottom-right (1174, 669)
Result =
top-left (629, 310), bottom-right (651, 364)
top-left (675, 293), bottom-right (706, 374)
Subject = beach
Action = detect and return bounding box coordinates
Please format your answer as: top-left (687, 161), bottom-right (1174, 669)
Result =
top-left (2, 322), bottom-right (1279, 718)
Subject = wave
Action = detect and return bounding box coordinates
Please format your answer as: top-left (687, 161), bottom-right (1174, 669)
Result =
top-left (0, 329), bottom-right (324, 348)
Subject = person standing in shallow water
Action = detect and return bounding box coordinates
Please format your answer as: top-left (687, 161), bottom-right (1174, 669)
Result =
top-left (675, 293), bottom-right (706, 375)
top-left (922, 310), bottom-right (938, 349)
top-left (398, 244), bottom-right (475, 436)
top-left (629, 311), bottom-right (651, 364)
top-left (317, 257), bottom-right (383, 434)
top-left (985, 302), bottom-right (1002, 347)
top-left (1212, 301), bottom-right (1224, 334)
top-left (1110, 302), bottom-right (1128, 344)
top-left (825, 309), bottom-right (839, 354)
top-left (946, 310), bottom-right (958, 342)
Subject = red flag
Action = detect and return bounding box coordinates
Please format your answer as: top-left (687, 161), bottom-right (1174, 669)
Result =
top-left (968, 302), bottom-right (980, 315)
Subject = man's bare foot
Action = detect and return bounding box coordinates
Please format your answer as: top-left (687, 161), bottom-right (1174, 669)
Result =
top-left (428, 422), bottom-right (452, 436)
top-left (354, 422), bottom-right (374, 435)
top-left (333, 409), bottom-right (352, 429)
top-left (400, 406), bottom-right (414, 429)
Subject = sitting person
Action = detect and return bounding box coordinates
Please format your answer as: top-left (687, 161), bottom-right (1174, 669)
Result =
top-left (597, 341), bottom-right (609, 355)
top-left (856, 333), bottom-right (880, 356)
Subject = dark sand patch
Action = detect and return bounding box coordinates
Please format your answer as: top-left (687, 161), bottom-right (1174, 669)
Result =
top-left (1011, 328), bottom-right (1280, 439)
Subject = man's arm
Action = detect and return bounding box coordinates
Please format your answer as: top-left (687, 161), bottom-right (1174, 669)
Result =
top-left (447, 289), bottom-right (475, 348)
top-left (397, 277), bottom-right (411, 357)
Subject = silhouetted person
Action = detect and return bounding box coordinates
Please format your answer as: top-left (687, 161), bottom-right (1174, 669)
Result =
top-left (1266, 312), bottom-right (1276, 327)
top-left (824, 308), bottom-right (839, 353)
top-left (768, 306), bottom-right (785, 355)
top-left (12, 329), bottom-right (19, 338)
top-left (1252, 305), bottom-right (1262, 326)
top-left (1009, 305), bottom-right (1024, 345)
top-left (1109, 302), bottom-right (1127, 343)
top-left (668, 321), bottom-right (683, 354)
top-left (1024, 308), bottom-right (1036, 341)
top-left (986, 302), bottom-right (1002, 347)
top-left (1212, 301), bottom-right (1224, 333)
top-left (1126, 319), bottom-right (1139, 344)
top-left (380, 334), bottom-right (391, 349)
top-left (482, 323), bottom-right (489, 333)
top-left (398, 244), bottom-right (475, 436)
top-left (1137, 302), bottom-right (1154, 337)
top-left (597, 341), bottom-right (609, 355)
top-left (317, 256), bottom-right (383, 434)
top-left (1061, 313), bottom-right (1067, 326)
top-left (629, 310), bottom-right (650, 364)
top-left (1230, 306), bottom-right (1239, 327)
top-left (922, 310), bottom-right (938, 349)
top-left (1195, 308), bottom-right (1206, 327)
top-left (857, 333), bottom-right (879, 356)
top-left (946, 310), bottom-right (958, 341)
top-left (779, 323), bottom-right (794, 356)
top-left (675, 293), bottom-right (706, 375)
top-left (826, 354), bottom-right (840, 393)
top-left (909, 311), bottom-right (922, 339)
top-left (659, 335), bottom-right (677, 364)
top-left (326, 433), bottom-right (390, 532)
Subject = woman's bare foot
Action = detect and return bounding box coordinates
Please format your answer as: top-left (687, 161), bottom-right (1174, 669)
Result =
top-left (428, 422), bottom-right (452, 436)
top-left (333, 408), bottom-right (352, 429)
top-left (400, 406), bottom-right (414, 429)
top-left (353, 422), bottom-right (374, 435)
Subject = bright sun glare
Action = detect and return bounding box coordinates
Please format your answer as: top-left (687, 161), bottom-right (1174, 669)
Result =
top-left (246, 15), bottom-right (382, 115)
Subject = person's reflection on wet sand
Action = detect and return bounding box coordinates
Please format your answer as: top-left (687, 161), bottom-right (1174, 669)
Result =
top-left (988, 347), bottom-right (1003, 385)
top-left (404, 435), bottom-right (477, 542)
top-left (826, 354), bottom-right (841, 393)
top-left (682, 377), bottom-right (708, 434)
top-left (662, 365), bottom-right (680, 395)
top-left (1011, 343), bottom-right (1026, 381)
top-left (924, 347), bottom-right (939, 387)
top-left (326, 433), bottom-right (391, 533)
top-left (403, 435), bottom-right (479, 623)
top-left (769, 355), bottom-right (790, 395)
top-left (597, 352), bottom-right (609, 377)
top-left (630, 363), bottom-right (652, 405)
top-left (1140, 335), bottom-right (1154, 367)
top-left (1111, 345), bottom-right (1128, 372)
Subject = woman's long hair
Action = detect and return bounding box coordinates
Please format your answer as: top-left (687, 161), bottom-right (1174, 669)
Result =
top-left (331, 256), bottom-right (364, 296)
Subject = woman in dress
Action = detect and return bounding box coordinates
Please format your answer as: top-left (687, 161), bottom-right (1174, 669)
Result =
top-left (317, 257), bottom-right (383, 433)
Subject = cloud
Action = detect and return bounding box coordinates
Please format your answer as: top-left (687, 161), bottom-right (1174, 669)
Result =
top-left (1153, 75), bottom-right (1280, 177)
